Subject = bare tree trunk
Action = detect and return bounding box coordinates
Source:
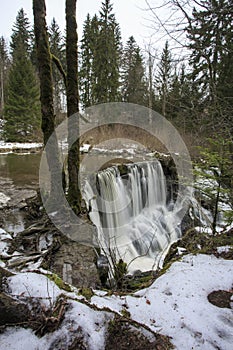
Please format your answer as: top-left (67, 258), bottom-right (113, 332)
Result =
top-left (33, 0), bottom-right (61, 206)
top-left (66, 0), bottom-right (82, 213)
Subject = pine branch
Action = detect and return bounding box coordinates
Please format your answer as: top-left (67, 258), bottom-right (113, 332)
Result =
top-left (51, 54), bottom-right (67, 88)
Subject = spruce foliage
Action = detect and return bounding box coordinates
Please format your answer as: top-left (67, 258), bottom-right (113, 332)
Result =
top-left (121, 36), bottom-right (147, 105)
top-left (3, 9), bottom-right (41, 141)
top-left (187, 0), bottom-right (233, 132)
top-left (79, 14), bottom-right (99, 108)
top-left (10, 8), bottom-right (31, 56)
top-left (4, 44), bottom-right (41, 141)
top-left (154, 41), bottom-right (173, 117)
top-left (80, 0), bottom-right (122, 105)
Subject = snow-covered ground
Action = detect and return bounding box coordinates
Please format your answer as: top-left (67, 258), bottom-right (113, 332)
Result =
top-left (0, 192), bottom-right (10, 207)
top-left (0, 253), bottom-right (232, 350)
top-left (0, 141), bottom-right (43, 153)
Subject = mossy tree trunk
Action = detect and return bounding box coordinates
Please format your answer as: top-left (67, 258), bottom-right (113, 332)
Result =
top-left (66, 0), bottom-right (82, 213)
top-left (33, 0), bottom-right (62, 205)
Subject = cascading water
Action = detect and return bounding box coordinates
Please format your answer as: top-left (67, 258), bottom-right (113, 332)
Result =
top-left (83, 160), bottom-right (181, 273)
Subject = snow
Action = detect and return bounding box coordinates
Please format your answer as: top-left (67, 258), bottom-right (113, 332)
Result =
top-left (0, 260), bottom-right (6, 267)
top-left (0, 228), bottom-right (6, 237)
top-left (177, 246), bottom-right (187, 255)
top-left (0, 241), bottom-right (10, 257)
top-left (0, 328), bottom-right (41, 350)
top-left (0, 192), bottom-right (10, 206)
top-left (80, 143), bottom-right (91, 153)
top-left (92, 254), bottom-right (233, 350)
top-left (58, 141), bottom-right (91, 153)
top-left (0, 254), bottom-right (232, 350)
top-left (217, 245), bottom-right (232, 254)
top-left (0, 141), bottom-right (43, 151)
top-left (7, 272), bottom-right (61, 307)
top-left (0, 230), bottom-right (12, 257)
top-left (65, 301), bottom-right (112, 350)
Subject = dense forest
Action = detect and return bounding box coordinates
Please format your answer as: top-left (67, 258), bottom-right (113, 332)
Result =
top-left (0, 0), bottom-right (231, 144)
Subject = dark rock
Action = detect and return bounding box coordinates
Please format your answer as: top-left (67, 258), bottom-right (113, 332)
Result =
top-left (45, 235), bottom-right (100, 289)
top-left (0, 267), bottom-right (14, 292)
top-left (0, 292), bottom-right (30, 326)
top-left (208, 290), bottom-right (233, 309)
top-left (97, 254), bottom-right (109, 286)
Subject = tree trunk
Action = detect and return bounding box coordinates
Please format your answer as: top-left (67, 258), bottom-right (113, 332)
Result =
top-left (33, 0), bottom-right (62, 207)
top-left (148, 51), bottom-right (154, 124)
top-left (66, 0), bottom-right (82, 213)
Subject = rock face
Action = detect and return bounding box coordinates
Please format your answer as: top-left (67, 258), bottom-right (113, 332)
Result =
top-left (45, 236), bottom-right (100, 288)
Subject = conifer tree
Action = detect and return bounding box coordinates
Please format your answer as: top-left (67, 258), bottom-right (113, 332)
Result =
top-left (10, 8), bottom-right (31, 56)
top-left (186, 0), bottom-right (233, 132)
top-left (79, 14), bottom-right (99, 108)
top-left (92, 0), bottom-right (122, 103)
top-left (4, 43), bottom-right (41, 141)
top-left (3, 9), bottom-right (41, 141)
top-left (121, 36), bottom-right (147, 105)
top-left (154, 41), bottom-right (173, 117)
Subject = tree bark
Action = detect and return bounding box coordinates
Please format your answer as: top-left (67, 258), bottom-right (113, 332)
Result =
top-left (66, 0), bottom-right (82, 213)
top-left (33, 0), bottom-right (62, 206)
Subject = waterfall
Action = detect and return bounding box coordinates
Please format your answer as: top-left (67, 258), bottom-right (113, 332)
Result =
top-left (84, 160), bottom-right (181, 273)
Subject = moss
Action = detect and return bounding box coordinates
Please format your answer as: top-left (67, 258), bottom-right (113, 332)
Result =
top-left (78, 287), bottom-right (94, 301)
top-left (122, 274), bottom-right (155, 292)
top-left (121, 308), bottom-right (131, 318)
top-left (47, 273), bottom-right (72, 292)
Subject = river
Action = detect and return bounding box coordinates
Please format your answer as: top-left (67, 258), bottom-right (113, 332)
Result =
top-left (0, 147), bottom-right (150, 234)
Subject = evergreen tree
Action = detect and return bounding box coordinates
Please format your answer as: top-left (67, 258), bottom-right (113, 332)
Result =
top-left (79, 14), bottom-right (99, 109)
top-left (10, 8), bottom-right (31, 56)
top-left (92, 0), bottom-right (122, 104)
top-left (166, 70), bottom-right (181, 119)
top-left (186, 0), bottom-right (233, 131)
top-left (3, 9), bottom-right (41, 141)
top-left (0, 37), bottom-right (10, 118)
top-left (154, 41), bottom-right (173, 117)
top-left (49, 18), bottom-right (66, 113)
top-left (3, 43), bottom-right (41, 141)
top-left (121, 36), bottom-right (147, 105)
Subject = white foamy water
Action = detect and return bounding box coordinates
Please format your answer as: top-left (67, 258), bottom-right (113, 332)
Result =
top-left (84, 160), bottom-right (182, 273)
